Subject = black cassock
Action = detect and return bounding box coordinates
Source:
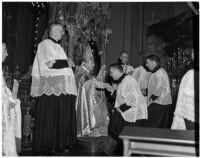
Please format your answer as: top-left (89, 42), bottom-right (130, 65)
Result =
top-left (33, 59), bottom-right (77, 153)
top-left (107, 74), bottom-right (146, 140)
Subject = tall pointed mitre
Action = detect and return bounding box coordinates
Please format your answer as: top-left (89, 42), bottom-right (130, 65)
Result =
top-left (83, 44), bottom-right (94, 62)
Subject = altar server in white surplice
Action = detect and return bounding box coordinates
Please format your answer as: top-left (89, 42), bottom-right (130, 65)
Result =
top-left (171, 69), bottom-right (197, 130)
top-left (146, 55), bottom-right (172, 128)
top-left (171, 49), bottom-right (198, 130)
top-left (106, 63), bottom-right (147, 139)
top-left (132, 64), bottom-right (151, 103)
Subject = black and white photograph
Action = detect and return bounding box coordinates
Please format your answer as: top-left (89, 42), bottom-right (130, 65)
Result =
top-left (2, 1), bottom-right (199, 156)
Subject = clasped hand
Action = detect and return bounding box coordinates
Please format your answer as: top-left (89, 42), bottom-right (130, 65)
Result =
top-left (104, 83), bottom-right (114, 93)
top-left (45, 60), bottom-right (55, 68)
top-left (9, 102), bottom-right (16, 109)
top-left (67, 58), bottom-right (75, 68)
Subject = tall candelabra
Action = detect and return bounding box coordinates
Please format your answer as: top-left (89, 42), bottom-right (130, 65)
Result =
top-left (167, 48), bottom-right (193, 99)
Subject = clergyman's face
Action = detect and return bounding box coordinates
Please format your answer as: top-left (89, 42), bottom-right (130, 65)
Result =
top-left (146, 59), bottom-right (155, 71)
top-left (85, 60), bottom-right (94, 72)
top-left (53, 25), bottom-right (65, 40)
top-left (110, 67), bottom-right (119, 80)
top-left (120, 53), bottom-right (128, 64)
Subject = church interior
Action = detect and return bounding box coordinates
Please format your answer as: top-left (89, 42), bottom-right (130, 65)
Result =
top-left (2, 1), bottom-right (199, 157)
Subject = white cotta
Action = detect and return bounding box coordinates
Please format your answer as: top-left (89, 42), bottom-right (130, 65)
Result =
top-left (171, 69), bottom-right (195, 130)
top-left (148, 68), bottom-right (172, 106)
top-left (31, 39), bottom-right (77, 97)
top-left (122, 65), bottom-right (134, 74)
top-left (132, 66), bottom-right (151, 104)
top-left (132, 66), bottom-right (151, 90)
top-left (115, 75), bottom-right (148, 122)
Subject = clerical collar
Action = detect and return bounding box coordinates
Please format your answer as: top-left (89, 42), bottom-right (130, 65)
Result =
top-left (48, 37), bottom-right (60, 44)
top-left (118, 60), bottom-right (125, 66)
top-left (151, 65), bottom-right (161, 73)
top-left (142, 64), bottom-right (151, 72)
top-left (117, 73), bottom-right (127, 83)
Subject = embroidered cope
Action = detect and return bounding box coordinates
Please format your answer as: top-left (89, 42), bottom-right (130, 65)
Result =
top-left (75, 66), bottom-right (108, 137)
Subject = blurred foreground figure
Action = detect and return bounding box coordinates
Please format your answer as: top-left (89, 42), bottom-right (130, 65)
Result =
top-left (171, 50), bottom-right (199, 130)
top-left (2, 43), bottom-right (22, 156)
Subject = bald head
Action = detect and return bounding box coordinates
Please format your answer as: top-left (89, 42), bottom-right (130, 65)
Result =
top-left (49, 23), bottom-right (64, 41)
top-left (109, 63), bottom-right (123, 80)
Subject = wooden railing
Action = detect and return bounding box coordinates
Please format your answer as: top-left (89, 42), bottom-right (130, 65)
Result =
top-left (120, 126), bottom-right (197, 156)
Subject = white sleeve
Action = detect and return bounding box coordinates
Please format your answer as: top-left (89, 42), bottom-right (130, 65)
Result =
top-left (171, 115), bottom-right (186, 130)
top-left (154, 74), bottom-right (168, 97)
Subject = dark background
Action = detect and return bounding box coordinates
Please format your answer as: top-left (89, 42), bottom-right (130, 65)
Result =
top-left (2, 2), bottom-right (198, 73)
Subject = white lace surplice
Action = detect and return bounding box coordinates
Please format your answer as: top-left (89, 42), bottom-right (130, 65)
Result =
top-left (31, 39), bottom-right (77, 97)
top-left (132, 66), bottom-right (151, 90)
top-left (171, 70), bottom-right (195, 130)
top-left (132, 66), bottom-right (151, 104)
top-left (115, 75), bottom-right (148, 122)
top-left (148, 68), bottom-right (172, 106)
